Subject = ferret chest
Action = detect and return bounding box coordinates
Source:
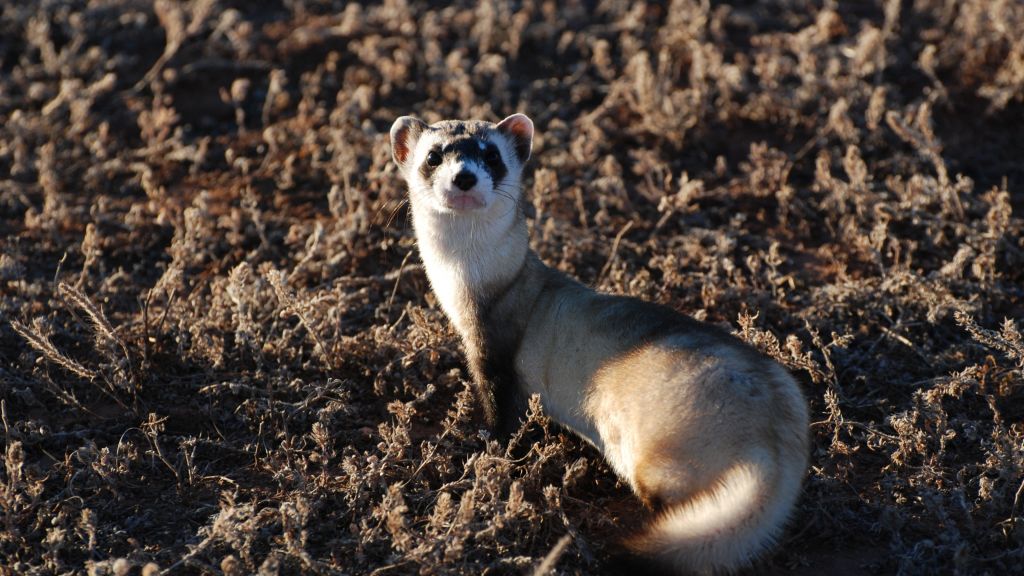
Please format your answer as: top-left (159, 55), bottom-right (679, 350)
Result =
top-left (420, 252), bottom-right (477, 335)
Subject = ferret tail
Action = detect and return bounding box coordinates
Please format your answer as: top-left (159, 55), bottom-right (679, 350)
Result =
top-left (624, 446), bottom-right (805, 575)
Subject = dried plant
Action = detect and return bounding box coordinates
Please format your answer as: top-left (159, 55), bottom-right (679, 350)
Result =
top-left (11, 318), bottom-right (96, 382)
top-left (265, 269), bottom-right (334, 370)
top-left (2, 1), bottom-right (1023, 574)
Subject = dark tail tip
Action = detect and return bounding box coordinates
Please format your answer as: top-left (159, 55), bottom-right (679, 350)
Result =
top-left (602, 548), bottom-right (673, 576)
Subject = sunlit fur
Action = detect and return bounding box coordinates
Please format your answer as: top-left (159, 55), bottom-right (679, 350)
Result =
top-left (392, 114), bottom-right (810, 575)
top-left (391, 116), bottom-right (529, 337)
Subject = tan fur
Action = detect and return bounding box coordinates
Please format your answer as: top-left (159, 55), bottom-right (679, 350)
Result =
top-left (391, 113), bottom-right (810, 574)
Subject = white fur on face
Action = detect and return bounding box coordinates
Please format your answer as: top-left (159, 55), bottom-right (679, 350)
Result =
top-left (403, 130), bottom-right (523, 216)
top-left (432, 156), bottom-right (494, 211)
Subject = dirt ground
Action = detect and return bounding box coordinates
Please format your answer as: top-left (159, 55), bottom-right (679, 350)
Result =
top-left (1, 1), bottom-right (1023, 575)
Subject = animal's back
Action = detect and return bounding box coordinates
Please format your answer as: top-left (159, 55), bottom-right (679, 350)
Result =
top-left (508, 268), bottom-right (809, 573)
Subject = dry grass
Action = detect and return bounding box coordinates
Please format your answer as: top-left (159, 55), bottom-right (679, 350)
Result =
top-left (1, 1), bottom-right (1023, 574)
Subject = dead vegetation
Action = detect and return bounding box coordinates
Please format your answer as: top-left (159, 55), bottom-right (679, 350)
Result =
top-left (1, 1), bottom-right (1022, 574)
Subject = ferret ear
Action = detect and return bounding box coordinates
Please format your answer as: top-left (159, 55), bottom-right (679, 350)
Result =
top-left (390, 116), bottom-right (427, 169)
top-left (496, 113), bottom-right (534, 164)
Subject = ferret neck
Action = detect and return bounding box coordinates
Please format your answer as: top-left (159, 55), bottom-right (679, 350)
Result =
top-left (412, 201), bottom-right (529, 336)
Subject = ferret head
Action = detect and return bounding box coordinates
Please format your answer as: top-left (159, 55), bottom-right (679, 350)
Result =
top-left (390, 114), bottom-right (534, 215)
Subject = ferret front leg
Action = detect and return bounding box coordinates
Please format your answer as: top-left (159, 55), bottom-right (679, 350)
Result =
top-left (469, 354), bottom-right (525, 440)
top-left (490, 373), bottom-right (525, 439)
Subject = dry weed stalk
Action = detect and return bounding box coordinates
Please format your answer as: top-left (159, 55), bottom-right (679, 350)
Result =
top-left (955, 311), bottom-right (1024, 369)
top-left (57, 283), bottom-right (125, 361)
top-left (136, 0), bottom-right (218, 90)
top-left (265, 269), bottom-right (334, 370)
top-left (10, 318), bottom-right (95, 381)
top-left (226, 262), bottom-right (264, 363)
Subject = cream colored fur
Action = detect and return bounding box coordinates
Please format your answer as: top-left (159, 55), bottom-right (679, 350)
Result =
top-left (391, 113), bottom-right (810, 575)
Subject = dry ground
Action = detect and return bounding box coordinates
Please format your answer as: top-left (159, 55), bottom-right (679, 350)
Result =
top-left (2, 1), bottom-right (1023, 575)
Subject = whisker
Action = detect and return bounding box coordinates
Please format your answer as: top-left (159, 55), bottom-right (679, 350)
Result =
top-left (373, 200), bottom-right (394, 224)
top-left (492, 184), bottom-right (524, 218)
top-left (384, 198), bottom-right (409, 229)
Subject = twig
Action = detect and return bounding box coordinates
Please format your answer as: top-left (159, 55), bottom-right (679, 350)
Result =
top-left (10, 319), bottom-right (97, 381)
top-left (596, 220), bottom-right (634, 286)
top-left (159, 532), bottom-right (216, 575)
top-left (387, 249), bottom-right (414, 310)
top-left (58, 282), bottom-right (134, 377)
top-left (290, 222), bottom-right (325, 282)
top-left (1, 399), bottom-right (9, 442)
top-left (369, 561), bottom-right (412, 575)
top-left (134, 0), bottom-right (217, 92)
top-left (1011, 475), bottom-right (1024, 533)
top-left (140, 415), bottom-right (181, 486)
top-left (531, 534), bottom-right (573, 576)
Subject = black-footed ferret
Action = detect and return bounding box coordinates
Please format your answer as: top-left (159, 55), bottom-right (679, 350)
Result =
top-left (390, 113), bottom-right (809, 574)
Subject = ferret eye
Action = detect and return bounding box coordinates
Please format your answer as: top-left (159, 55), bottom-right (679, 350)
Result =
top-left (484, 148), bottom-right (501, 163)
top-left (426, 151), bottom-right (442, 167)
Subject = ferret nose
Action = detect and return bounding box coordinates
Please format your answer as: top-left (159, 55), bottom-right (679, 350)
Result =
top-left (453, 171), bottom-right (477, 191)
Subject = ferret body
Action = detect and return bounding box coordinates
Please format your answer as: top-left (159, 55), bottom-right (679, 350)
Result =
top-left (390, 113), bottom-right (809, 574)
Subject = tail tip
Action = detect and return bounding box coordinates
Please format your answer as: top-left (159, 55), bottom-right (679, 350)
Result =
top-left (602, 547), bottom-right (674, 576)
